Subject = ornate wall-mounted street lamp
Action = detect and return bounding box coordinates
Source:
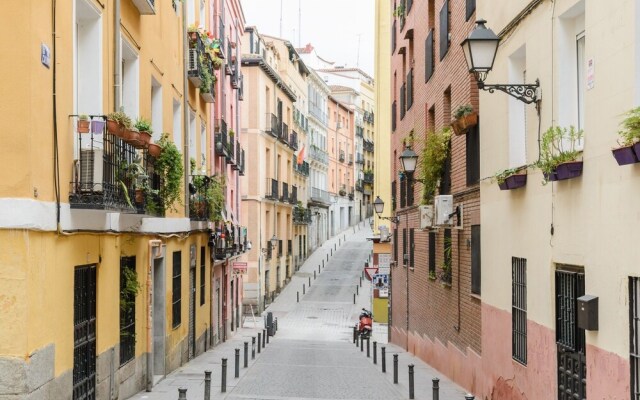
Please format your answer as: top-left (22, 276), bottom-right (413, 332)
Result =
top-left (261, 234), bottom-right (278, 255)
top-left (373, 196), bottom-right (400, 223)
top-left (461, 19), bottom-right (540, 105)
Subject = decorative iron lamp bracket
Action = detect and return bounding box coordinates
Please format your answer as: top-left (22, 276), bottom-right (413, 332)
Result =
top-left (477, 76), bottom-right (541, 105)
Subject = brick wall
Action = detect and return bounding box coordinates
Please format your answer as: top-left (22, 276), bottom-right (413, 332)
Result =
top-left (389, 0), bottom-right (481, 356)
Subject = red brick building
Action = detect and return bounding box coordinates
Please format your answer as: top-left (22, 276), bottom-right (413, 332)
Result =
top-left (389, 0), bottom-right (482, 392)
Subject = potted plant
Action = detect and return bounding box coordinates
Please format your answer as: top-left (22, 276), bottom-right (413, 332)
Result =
top-left (134, 117), bottom-right (153, 147)
top-left (493, 166), bottom-right (528, 190)
top-left (419, 128), bottom-right (452, 204)
top-left (147, 141), bottom-right (162, 158)
top-left (393, 3), bottom-right (405, 18)
top-left (613, 107), bottom-right (640, 165)
top-left (200, 65), bottom-right (215, 103)
top-left (107, 111), bottom-right (131, 138)
top-left (535, 126), bottom-right (584, 184)
top-left (77, 114), bottom-right (90, 133)
top-left (451, 104), bottom-right (478, 135)
top-left (155, 133), bottom-right (184, 213)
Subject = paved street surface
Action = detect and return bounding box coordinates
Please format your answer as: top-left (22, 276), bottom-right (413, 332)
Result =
top-left (129, 222), bottom-right (468, 400)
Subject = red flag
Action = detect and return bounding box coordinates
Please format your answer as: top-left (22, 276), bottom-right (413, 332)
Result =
top-left (297, 145), bottom-right (305, 165)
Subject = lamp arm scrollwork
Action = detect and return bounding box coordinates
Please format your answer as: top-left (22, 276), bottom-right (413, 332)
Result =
top-left (477, 78), bottom-right (540, 105)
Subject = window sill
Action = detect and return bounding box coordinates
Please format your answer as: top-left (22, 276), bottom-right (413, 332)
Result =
top-left (470, 293), bottom-right (481, 301)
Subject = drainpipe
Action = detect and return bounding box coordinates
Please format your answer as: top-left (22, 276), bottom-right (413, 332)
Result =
top-left (114, 0), bottom-right (122, 110)
top-left (146, 239), bottom-right (162, 391)
top-left (182, 0), bottom-right (190, 215)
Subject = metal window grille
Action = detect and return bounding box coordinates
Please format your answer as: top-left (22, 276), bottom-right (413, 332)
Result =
top-left (200, 247), bottom-right (205, 306)
top-left (172, 251), bottom-right (182, 328)
top-left (402, 228), bottom-right (407, 267)
top-left (278, 240), bottom-right (283, 257)
top-left (120, 256), bottom-right (136, 366)
top-left (425, 29), bottom-right (435, 82)
top-left (288, 240), bottom-right (292, 255)
top-left (512, 257), bottom-right (527, 365)
top-left (73, 264), bottom-right (96, 400)
top-left (630, 277), bottom-right (640, 400)
top-left (428, 232), bottom-right (436, 275)
top-left (471, 225), bottom-right (481, 295)
top-left (409, 229), bottom-right (415, 268)
top-left (439, 0), bottom-right (450, 60)
top-left (442, 229), bottom-right (452, 284)
top-left (555, 268), bottom-right (585, 352)
top-left (466, 125), bottom-right (480, 185)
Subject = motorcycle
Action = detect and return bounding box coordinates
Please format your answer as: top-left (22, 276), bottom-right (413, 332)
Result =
top-left (357, 308), bottom-right (373, 338)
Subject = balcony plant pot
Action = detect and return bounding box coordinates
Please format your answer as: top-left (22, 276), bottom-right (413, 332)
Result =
top-left (451, 112), bottom-right (478, 136)
top-left (139, 130), bottom-right (152, 147)
top-left (498, 181), bottom-right (509, 190)
top-left (555, 161), bottom-right (583, 181)
top-left (633, 142), bottom-right (640, 160)
top-left (77, 118), bottom-right (90, 133)
top-left (147, 143), bottom-right (162, 158)
top-left (612, 145), bottom-right (638, 166)
top-left (503, 173), bottom-right (527, 190)
top-left (135, 189), bottom-right (144, 205)
top-left (107, 119), bottom-right (123, 136)
top-left (91, 120), bottom-right (106, 134)
top-left (124, 128), bottom-right (144, 148)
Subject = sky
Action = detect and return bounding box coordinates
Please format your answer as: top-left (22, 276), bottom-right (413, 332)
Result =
top-left (240, 0), bottom-right (375, 76)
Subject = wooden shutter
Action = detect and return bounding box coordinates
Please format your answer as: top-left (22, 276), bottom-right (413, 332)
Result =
top-left (466, 124), bottom-right (480, 185)
top-left (439, 0), bottom-right (449, 60)
top-left (425, 29), bottom-right (434, 82)
top-left (471, 225), bottom-right (481, 295)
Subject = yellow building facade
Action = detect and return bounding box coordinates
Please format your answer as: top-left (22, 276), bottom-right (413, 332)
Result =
top-left (0, 1), bottom-right (238, 398)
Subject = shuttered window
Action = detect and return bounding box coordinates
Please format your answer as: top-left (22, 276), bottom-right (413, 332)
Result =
top-left (402, 228), bottom-right (407, 266)
top-left (407, 69), bottom-right (414, 110)
top-left (439, 0), bottom-right (450, 60)
top-left (392, 20), bottom-right (397, 54)
top-left (466, 0), bottom-right (476, 21)
top-left (512, 257), bottom-right (527, 365)
top-left (400, 84), bottom-right (406, 120)
top-left (392, 101), bottom-right (397, 132)
top-left (409, 228), bottom-right (415, 268)
top-left (466, 124), bottom-right (480, 185)
top-left (172, 251), bottom-right (182, 328)
top-left (471, 225), bottom-right (481, 295)
top-left (428, 231), bottom-right (436, 276)
top-left (425, 29), bottom-right (434, 82)
top-left (400, 176), bottom-right (406, 208)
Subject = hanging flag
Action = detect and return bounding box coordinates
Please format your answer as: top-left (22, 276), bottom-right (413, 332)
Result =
top-left (297, 145), bottom-right (305, 165)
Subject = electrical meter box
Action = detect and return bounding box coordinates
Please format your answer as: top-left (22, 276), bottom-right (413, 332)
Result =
top-left (434, 195), bottom-right (454, 226)
top-left (419, 205), bottom-right (434, 229)
top-left (577, 295), bottom-right (598, 331)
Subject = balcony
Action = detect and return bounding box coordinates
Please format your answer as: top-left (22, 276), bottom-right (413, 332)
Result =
top-left (265, 241), bottom-right (272, 260)
top-left (188, 175), bottom-right (211, 221)
top-left (225, 42), bottom-right (233, 75)
top-left (218, 17), bottom-right (226, 58)
top-left (232, 143), bottom-right (242, 171)
top-left (280, 122), bottom-right (289, 144)
top-left (310, 145), bottom-right (329, 165)
top-left (289, 130), bottom-right (298, 151)
top-left (238, 149), bottom-right (246, 176)
top-left (215, 119), bottom-right (228, 158)
top-left (238, 73), bottom-right (244, 101)
top-left (281, 182), bottom-right (289, 203)
top-left (348, 154), bottom-right (353, 165)
top-left (131, 0), bottom-right (155, 15)
top-left (356, 153), bottom-right (365, 164)
top-left (266, 113), bottom-right (280, 138)
top-left (363, 172), bottom-right (374, 184)
top-left (289, 185), bottom-right (298, 204)
top-left (310, 187), bottom-right (330, 205)
top-left (309, 104), bottom-right (327, 125)
top-left (356, 180), bottom-right (364, 192)
top-left (363, 139), bottom-right (374, 153)
top-left (231, 65), bottom-right (240, 89)
top-left (339, 150), bottom-right (345, 163)
top-left (227, 135), bottom-right (235, 165)
top-left (293, 206), bottom-right (311, 225)
top-left (294, 161), bottom-right (309, 177)
top-left (265, 178), bottom-right (279, 200)
top-left (339, 184), bottom-right (347, 197)
top-left (356, 126), bottom-right (364, 137)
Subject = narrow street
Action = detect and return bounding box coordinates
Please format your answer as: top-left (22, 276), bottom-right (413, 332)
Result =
top-left (129, 224), bottom-right (467, 400)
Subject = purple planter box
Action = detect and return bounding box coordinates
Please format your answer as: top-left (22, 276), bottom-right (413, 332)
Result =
top-left (91, 120), bottom-right (106, 134)
top-left (505, 174), bottom-right (527, 190)
top-left (498, 181), bottom-right (509, 190)
top-left (555, 161), bottom-right (583, 181)
top-left (633, 142), bottom-right (640, 160)
top-left (612, 146), bottom-right (638, 166)
top-left (544, 172), bottom-right (558, 182)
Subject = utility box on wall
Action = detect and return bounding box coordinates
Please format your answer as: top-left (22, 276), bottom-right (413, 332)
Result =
top-left (577, 295), bottom-right (598, 331)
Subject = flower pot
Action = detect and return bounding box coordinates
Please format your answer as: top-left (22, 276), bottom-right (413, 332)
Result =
top-left (77, 120), bottom-right (90, 133)
top-left (544, 171), bottom-right (559, 182)
top-left (633, 142), bottom-right (640, 161)
top-left (612, 145), bottom-right (638, 166)
top-left (451, 113), bottom-right (478, 135)
top-left (555, 161), bottom-right (583, 181)
top-left (505, 173), bottom-right (527, 190)
top-left (498, 181), bottom-right (509, 190)
top-left (147, 143), bottom-right (162, 158)
top-left (135, 189), bottom-right (144, 204)
top-left (106, 119), bottom-right (123, 136)
top-left (91, 120), bottom-right (106, 134)
top-left (124, 128), bottom-right (145, 148)
top-left (138, 130), bottom-right (152, 147)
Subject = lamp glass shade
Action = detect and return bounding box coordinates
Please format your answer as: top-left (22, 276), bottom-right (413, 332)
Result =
top-left (270, 235), bottom-right (278, 247)
top-left (373, 196), bottom-right (385, 215)
top-left (461, 20), bottom-right (500, 73)
top-left (399, 147), bottom-right (418, 173)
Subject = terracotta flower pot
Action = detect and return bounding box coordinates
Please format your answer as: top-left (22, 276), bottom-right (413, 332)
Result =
top-left (135, 189), bottom-right (144, 204)
top-left (106, 119), bottom-right (123, 136)
top-left (451, 113), bottom-right (478, 135)
top-left (147, 143), bottom-right (162, 158)
top-left (77, 120), bottom-right (90, 133)
top-left (138, 130), bottom-right (152, 147)
top-left (124, 128), bottom-right (145, 148)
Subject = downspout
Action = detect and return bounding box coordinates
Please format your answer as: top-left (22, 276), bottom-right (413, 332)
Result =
top-left (146, 239), bottom-right (162, 391)
top-left (182, 0), bottom-right (190, 215)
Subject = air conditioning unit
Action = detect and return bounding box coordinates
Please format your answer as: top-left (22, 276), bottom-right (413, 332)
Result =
top-left (434, 195), bottom-right (453, 226)
top-left (419, 205), bottom-right (434, 229)
top-left (79, 148), bottom-right (104, 192)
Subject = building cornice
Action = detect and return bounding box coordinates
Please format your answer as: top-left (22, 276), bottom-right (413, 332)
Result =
top-left (241, 56), bottom-right (297, 102)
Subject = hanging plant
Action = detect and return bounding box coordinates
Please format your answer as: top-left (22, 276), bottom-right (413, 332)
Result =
top-left (156, 133), bottom-right (184, 212)
top-left (419, 128), bottom-right (452, 204)
top-left (534, 126), bottom-right (583, 184)
top-left (120, 266), bottom-right (141, 341)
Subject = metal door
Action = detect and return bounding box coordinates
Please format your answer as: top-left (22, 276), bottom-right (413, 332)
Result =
top-left (188, 268), bottom-right (196, 359)
top-left (555, 268), bottom-right (586, 400)
top-left (73, 265), bottom-right (96, 400)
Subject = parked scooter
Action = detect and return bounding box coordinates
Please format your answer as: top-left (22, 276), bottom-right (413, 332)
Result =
top-left (357, 308), bottom-right (373, 338)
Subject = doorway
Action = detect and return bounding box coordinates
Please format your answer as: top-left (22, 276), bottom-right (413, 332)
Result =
top-left (230, 279), bottom-right (234, 332)
top-left (73, 265), bottom-right (96, 400)
top-left (152, 257), bottom-right (166, 382)
top-left (188, 268), bottom-right (196, 359)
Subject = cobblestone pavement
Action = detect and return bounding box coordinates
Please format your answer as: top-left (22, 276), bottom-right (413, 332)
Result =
top-left (128, 222), bottom-right (469, 400)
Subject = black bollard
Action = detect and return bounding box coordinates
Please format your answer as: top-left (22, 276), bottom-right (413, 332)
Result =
top-left (353, 326), bottom-right (357, 344)
top-left (335, 243), bottom-right (337, 250)
top-left (373, 341), bottom-right (377, 364)
top-left (303, 284), bottom-right (306, 294)
top-left (323, 260), bottom-right (325, 268)
top-left (432, 378), bottom-right (440, 400)
top-left (353, 293), bottom-right (356, 304)
top-left (262, 329), bottom-right (266, 347)
top-left (360, 277), bottom-right (362, 287)
top-left (360, 336), bottom-right (364, 352)
top-left (252, 337), bottom-right (256, 359)
top-left (331, 249), bottom-right (333, 256)
top-left (356, 285), bottom-right (359, 295)
top-left (297, 291), bottom-right (299, 302)
top-left (382, 347), bottom-right (386, 373)
top-left (204, 371), bottom-right (211, 400)
top-left (221, 358), bottom-right (227, 393)
top-left (244, 342), bottom-right (248, 368)
top-left (409, 364), bottom-right (415, 399)
top-left (465, 396), bottom-right (475, 400)
top-left (258, 332), bottom-right (262, 353)
top-left (393, 354), bottom-right (398, 384)
top-left (234, 348), bottom-right (240, 378)
top-left (178, 387), bottom-right (187, 399)
top-left (266, 330), bottom-right (270, 344)
top-left (309, 277), bottom-right (311, 287)
top-left (327, 254), bottom-right (329, 261)
top-left (314, 270), bottom-right (316, 279)
top-left (275, 318), bottom-right (278, 332)
top-left (318, 265), bottom-right (321, 273)
top-left (366, 337), bottom-right (370, 358)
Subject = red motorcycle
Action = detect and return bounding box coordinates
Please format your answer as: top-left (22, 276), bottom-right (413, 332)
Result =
top-left (357, 308), bottom-right (373, 338)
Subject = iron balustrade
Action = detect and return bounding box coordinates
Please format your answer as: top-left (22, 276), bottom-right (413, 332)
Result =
top-left (281, 182), bottom-right (289, 203)
top-left (356, 153), bottom-right (364, 164)
top-left (630, 277), bottom-right (640, 399)
top-left (69, 116), bottom-right (137, 212)
top-left (225, 41), bottom-right (233, 75)
top-left (310, 145), bottom-right (328, 165)
top-left (239, 149), bottom-right (246, 176)
top-left (310, 187), bottom-right (330, 204)
top-left (232, 143), bottom-right (241, 171)
top-left (363, 172), bottom-right (374, 184)
top-left (215, 119), bottom-right (228, 157)
top-left (339, 150), bottom-right (345, 163)
top-left (227, 135), bottom-right (235, 164)
top-left (293, 206), bottom-right (311, 224)
top-left (294, 161), bottom-right (309, 177)
top-left (309, 103), bottom-right (328, 125)
top-left (363, 140), bottom-right (374, 153)
top-left (265, 178), bottom-right (279, 200)
top-left (266, 113), bottom-right (280, 138)
top-left (512, 257), bottom-right (527, 365)
top-left (218, 17), bottom-right (225, 57)
top-left (189, 175), bottom-right (211, 221)
top-left (280, 122), bottom-right (289, 143)
top-left (290, 185), bottom-right (298, 204)
top-left (289, 131), bottom-right (298, 150)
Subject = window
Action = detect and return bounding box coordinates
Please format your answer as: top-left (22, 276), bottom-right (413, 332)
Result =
top-left (173, 99), bottom-right (182, 152)
top-left (512, 257), bottom-right (527, 365)
top-left (466, 0), bottom-right (476, 21)
top-left (189, 112), bottom-right (196, 161)
top-left (406, 69), bottom-right (414, 110)
top-left (394, 228), bottom-right (398, 264)
top-left (151, 79), bottom-right (163, 142)
top-left (409, 228), bottom-right (415, 269)
top-left (428, 231), bottom-right (436, 276)
top-left (508, 45), bottom-right (527, 167)
top-left (119, 256), bottom-right (136, 365)
top-left (471, 225), bottom-right (481, 295)
top-left (75, 0), bottom-right (102, 116)
top-left (200, 121), bottom-right (207, 166)
top-left (576, 32), bottom-right (585, 131)
top-left (172, 251), bottom-right (182, 328)
top-left (400, 176), bottom-right (406, 208)
top-left (402, 228), bottom-right (407, 266)
top-left (400, 83), bottom-right (406, 120)
top-left (200, 247), bottom-right (205, 306)
top-left (187, 0), bottom-right (195, 25)
top-left (122, 39), bottom-right (139, 120)
top-left (425, 29), bottom-right (435, 82)
top-left (466, 124), bottom-right (480, 185)
top-left (630, 277), bottom-right (640, 399)
top-left (442, 229), bottom-right (452, 284)
top-left (439, 0), bottom-right (450, 60)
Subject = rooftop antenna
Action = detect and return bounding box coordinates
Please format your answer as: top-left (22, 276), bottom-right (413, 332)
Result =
top-left (279, 0), bottom-right (283, 37)
top-left (356, 33), bottom-right (362, 68)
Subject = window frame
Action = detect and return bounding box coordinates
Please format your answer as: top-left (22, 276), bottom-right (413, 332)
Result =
top-left (172, 251), bottom-right (182, 329)
top-left (512, 257), bottom-right (527, 365)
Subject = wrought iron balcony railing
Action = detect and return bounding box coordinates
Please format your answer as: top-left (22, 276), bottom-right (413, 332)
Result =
top-left (281, 182), bottom-right (289, 203)
top-left (356, 153), bottom-right (365, 164)
top-left (363, 140), bottom-right (374, 153)
top-left (265, 178), bottom-right (279, 200)
top-left (280, 122), bottom-right (289, 144)
top-left (363, 172), bottom-right (374, 184)
top-left (294, 161), bottom-right (309, 177)
top-left (348, 154), bottom-right (353, 165)
top-left (339, 150), bottom-right (345, 163)
top-left (215, 119), bottom-right (228, 158)
top-left (293, 206), bottom-right (311, 225)
top-left (310, 187), bottom-right (330, 204)
top-left (309, 103), bottom-right (327, 125)
top-left (266, 113), bottom-right (280, 138)
top-left (188, 175), bottom-right (211, 221)
top-left (227, 135), bottom-right (235, 165)
top-left (218, 16), bottom-right (225, 58)
top-left (238, 148), bottom-right (246, 176)
top-left (289, 130), bottom-right (298, 150)
top-left (310, 145), bottom-right (329, 165)
top-left (289, 185), bottom-right (298, 204)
